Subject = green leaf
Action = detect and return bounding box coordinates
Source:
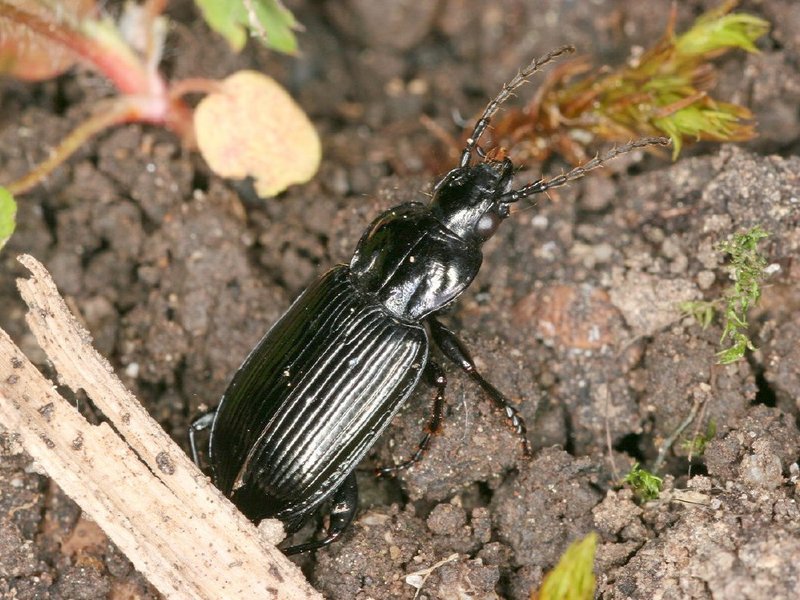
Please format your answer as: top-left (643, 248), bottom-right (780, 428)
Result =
top-left (193, 0), bottom-right (299, 54)
top-left (193, 0), bottom-right (246, 50)
top-left (248, 0), bottom-right (299, 54)
top-left (535, 533), bottom-right (597, 600)
top-left (676, 13), bottom-right (770, 57)
top-left (0, 186), bottom-right (17, 251)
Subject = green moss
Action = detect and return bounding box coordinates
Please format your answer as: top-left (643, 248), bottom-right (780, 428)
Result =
top-left (681, 420), bottom-right (717, 455)
top-left (495, 2), bottom-right (770, 162)
top-left (717, 226), bottom-right (769, 364)
top-left (624, 463), bottom-right (663, 501)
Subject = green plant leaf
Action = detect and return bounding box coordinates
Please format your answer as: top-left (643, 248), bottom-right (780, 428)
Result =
top-left (676, 12), bottom-right (770, 57)
top-left (533, 533), bottom-right (597, 600)
top-left (0, 186), bottom-right (17, 251)
top-left (193, 0), bottom-right (299, 54)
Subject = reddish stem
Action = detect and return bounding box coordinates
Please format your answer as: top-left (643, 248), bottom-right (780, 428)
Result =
top-left (7, 98), bottom-right (143, 195)
top-left (1, 1), bottom-right (200, 193)
top-left (0, 2), bottom-right (157, 96)
top-left (7, 92), bottom-right (196, 196)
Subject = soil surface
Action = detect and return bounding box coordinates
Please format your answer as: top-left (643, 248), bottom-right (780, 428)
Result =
top-left (2, 0), bottom-right (800, 598)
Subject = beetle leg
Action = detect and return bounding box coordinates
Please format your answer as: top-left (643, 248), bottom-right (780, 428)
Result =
top-left (429, 317), bottom-right (532, 457)
top-left (375, 361), bottom-right (447, 476)
top-left (283, 471), bottom-right (359, 555)
top-left (188, 410), bottom-right (216, 467)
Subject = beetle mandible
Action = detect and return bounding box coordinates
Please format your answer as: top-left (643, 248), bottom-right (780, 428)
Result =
top-left (189, 46), bottom-right (667, 554)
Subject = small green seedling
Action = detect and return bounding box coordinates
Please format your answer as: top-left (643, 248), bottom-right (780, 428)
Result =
top-left (532, 533), bottom-right (597, 600)
top-left (717, 226), bottom-right (769, 364)
top-left (0, 186), bottom-right (16, 251)
top-left (0, 0), bottom-right (319, 198)
top-left (492, 0), bottom-right (769, 164)
top-left (681, 420), bottom-right (717, 456)
top-left (623, 462), bottom-right (663, 501)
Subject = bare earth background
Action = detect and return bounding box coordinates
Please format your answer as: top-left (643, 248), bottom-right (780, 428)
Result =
top-left (1, 0), bottom-right (799, 598)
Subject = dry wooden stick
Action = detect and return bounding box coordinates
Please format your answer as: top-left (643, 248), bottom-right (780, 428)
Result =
top-left (0, 255), bottom-right (321, 600)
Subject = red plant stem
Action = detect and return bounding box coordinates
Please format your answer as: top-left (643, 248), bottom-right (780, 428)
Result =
top-left (7, 94), bottom-right (195, 196)
top-left (7, 98), bottom-right (156, 196)
top-left (162, 97), bottom-right (196, 145)
top-left (0, 2), bottom-right (158, 96)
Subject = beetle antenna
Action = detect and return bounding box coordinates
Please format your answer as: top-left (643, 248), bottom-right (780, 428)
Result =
top-left (500, 137), bottom-right (670, 203)
top-left (460, 45), bottom-right (576, 168)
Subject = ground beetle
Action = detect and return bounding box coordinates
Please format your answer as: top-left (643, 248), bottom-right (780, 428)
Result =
top-left (190, 46), bottom-right (667, 554)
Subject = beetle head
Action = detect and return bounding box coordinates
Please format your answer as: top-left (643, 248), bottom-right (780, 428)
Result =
top-left (430, 159), bottom-right (515, 245)
top-left (429, 44), bottom-right (667, 248)
top-left (427, 47), bottom-right (577, 245)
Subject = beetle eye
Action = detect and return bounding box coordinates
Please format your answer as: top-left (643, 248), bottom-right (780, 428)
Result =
top-left (476, 211), bottom-right (503, 241)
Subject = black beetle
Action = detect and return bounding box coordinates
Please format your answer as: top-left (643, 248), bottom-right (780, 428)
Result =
top-left (190, 46), bottom-right (666, 554)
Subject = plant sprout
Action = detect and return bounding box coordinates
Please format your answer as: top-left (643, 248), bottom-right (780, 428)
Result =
top-left (0, 0), bottom-right (319, 198)
top-left (532, 533), bottom-right (597, 600)
top-left (0, 186), bottom-right (15, 251)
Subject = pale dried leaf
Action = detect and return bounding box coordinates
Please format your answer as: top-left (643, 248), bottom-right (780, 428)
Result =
top-left (195, 70), bottom-right (320, 197)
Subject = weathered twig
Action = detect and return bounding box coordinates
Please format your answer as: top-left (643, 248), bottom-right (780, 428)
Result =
top-left (0, 254), bottom-right (321, 600)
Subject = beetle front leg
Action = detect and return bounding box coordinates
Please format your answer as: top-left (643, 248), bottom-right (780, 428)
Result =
top-left (283, 471), bottom-right (359, 555)
top-left (188, 410), bottom-right (216, 467)
top-left (429, 317), bottom-right (532, 457)
top-left (375, 361), bottom-right (447, 476)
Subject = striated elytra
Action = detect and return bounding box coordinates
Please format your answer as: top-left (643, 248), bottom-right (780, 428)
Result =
top-left (189, 46), bottom-right (667, 554)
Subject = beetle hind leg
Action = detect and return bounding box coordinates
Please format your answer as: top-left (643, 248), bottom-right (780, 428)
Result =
top-left (283, 471), bottom-right (359, 555)
top-left (375, 361), bottom-right (447, 476)
top-left (430, 317), bottom-right (532, 457)
top-left (188, 410), bottom-right (216, 467)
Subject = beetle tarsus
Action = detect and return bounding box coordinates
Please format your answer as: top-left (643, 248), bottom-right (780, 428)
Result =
top-left (375, 361), bottom-right (447, 476)
top-left (283, 471), bottom-right (359, 555)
